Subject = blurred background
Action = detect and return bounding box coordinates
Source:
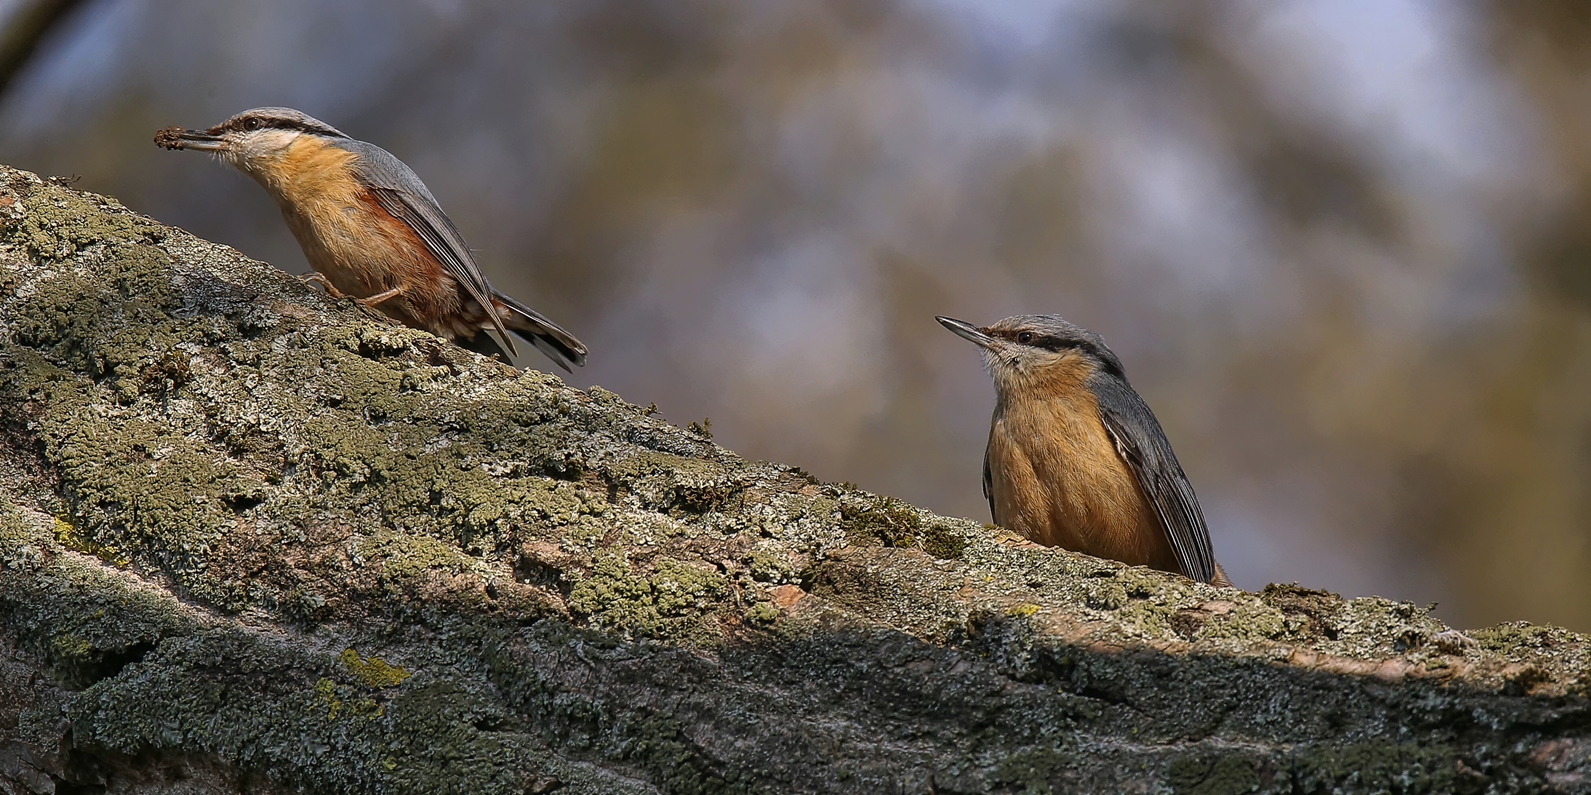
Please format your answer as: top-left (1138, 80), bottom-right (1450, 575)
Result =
top-left (2, 0), bottom-right (1589, 632)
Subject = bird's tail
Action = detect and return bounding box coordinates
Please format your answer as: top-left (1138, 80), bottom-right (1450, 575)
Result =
top-left (493, 291), bottom-right (587, 372)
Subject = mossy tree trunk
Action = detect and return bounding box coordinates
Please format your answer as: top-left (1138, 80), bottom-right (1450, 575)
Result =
top-left (0, 164), bottom-right (1588, 794)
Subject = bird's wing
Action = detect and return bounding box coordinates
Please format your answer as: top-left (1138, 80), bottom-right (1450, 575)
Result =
top-left (344, 141), bottom-right (515, 355)
top-left (1093, 376), bottom-right (1216, 583)
top-left (982, 444), bottom-right (999, 526)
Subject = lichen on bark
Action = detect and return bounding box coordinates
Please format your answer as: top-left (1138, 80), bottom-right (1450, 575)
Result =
top-left (0, 164), bottom-right (1589, 794)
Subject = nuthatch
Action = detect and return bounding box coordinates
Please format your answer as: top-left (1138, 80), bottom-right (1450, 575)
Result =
top-left (938, 315), bottom-right (1229, 586)
top-left (155, 107), bottom-right (586, 371)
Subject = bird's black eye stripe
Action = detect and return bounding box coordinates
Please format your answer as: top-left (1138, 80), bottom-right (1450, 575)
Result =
top-left (227, 117), bottom-right (343, 137)
top-left (1017, 333), bottom-right (1076, 353)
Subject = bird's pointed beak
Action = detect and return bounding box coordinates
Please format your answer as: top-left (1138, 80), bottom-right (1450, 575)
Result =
top-left (936, 316), bottom-right (998, 348)
top-left (154, 126), bottom-right (226, 152)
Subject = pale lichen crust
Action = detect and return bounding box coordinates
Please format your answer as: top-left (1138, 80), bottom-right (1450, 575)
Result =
top-left (0, 165), bottom-right (1587, 793)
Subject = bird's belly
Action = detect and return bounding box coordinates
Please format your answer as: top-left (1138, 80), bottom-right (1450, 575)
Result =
top-left (282, 201), bottom-right (414, 297)
top-left (278, 197), bottom-right (468, 336)
top-left (988, 407), bottom-right (1172, 570)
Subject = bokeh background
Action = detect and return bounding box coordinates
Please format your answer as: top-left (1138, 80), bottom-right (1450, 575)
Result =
top-left (2, 0), bottom-right (1589, 631)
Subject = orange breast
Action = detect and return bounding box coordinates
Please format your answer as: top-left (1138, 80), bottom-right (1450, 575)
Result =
top-left (251, 137), bottom-right (463, 333)
top-left (986, 359), bottom-right (1177, 572)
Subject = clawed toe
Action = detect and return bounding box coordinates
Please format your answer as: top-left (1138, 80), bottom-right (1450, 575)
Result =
top-left (300, 272), bottom-right (347, 300)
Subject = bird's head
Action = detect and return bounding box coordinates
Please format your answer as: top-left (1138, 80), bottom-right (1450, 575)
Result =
top-left (155, 107), bottom-right (349, 175)
top-left (937, 314), bottom-right (1124, 394)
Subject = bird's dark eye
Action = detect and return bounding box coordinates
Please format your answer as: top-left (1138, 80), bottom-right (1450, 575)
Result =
top-left (243, 118), bottom-right (263, 131)
top-left (1017, 332), bottom-right (1034, 344)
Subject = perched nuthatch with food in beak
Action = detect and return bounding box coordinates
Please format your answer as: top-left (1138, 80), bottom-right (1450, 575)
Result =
top-left (155, 107), bottom-right (586, 371)
top-left (938, 314), bottom-right (1229, 586)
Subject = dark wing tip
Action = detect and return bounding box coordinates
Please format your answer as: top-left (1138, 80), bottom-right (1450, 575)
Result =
top-left (497, 329), bottom-right (520, 358)
top-left (1095, 379), bottom-right (1217, 583)
top-left (982, 447), bottom-right (999, 526)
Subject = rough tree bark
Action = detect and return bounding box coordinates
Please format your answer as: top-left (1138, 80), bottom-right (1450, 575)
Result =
top-left (0, 164), bottom-right (1587, 794)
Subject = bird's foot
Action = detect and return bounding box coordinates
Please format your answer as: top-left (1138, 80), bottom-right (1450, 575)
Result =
top-left (355, 286), bottom-right (404, 308)
top-left (300, 272), bottom-right (348, 300)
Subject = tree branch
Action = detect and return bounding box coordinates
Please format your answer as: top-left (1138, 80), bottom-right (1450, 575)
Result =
top-left (0, 164), bottom-right (1586, 793)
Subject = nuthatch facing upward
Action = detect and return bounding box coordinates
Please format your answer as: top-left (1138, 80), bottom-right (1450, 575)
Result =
top-left (938, 315), bottom-right (1229, 586)
top-left (155, 107), bottom-right (586, 371)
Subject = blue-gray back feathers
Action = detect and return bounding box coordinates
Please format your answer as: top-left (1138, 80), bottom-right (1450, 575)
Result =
top-left (1090, 369), bottom-right (1216, 583)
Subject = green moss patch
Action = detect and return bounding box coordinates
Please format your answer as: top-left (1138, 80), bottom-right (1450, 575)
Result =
top-left (339, 648), bottom-right (412, 689)
top-left (0, 166), bottom-right (1583, 794)
top-left (568, 551), bottom-right (727, 638)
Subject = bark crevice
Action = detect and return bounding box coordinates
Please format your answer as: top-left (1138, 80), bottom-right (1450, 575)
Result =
top-left (0, 165), bottom-right (1588, 794)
